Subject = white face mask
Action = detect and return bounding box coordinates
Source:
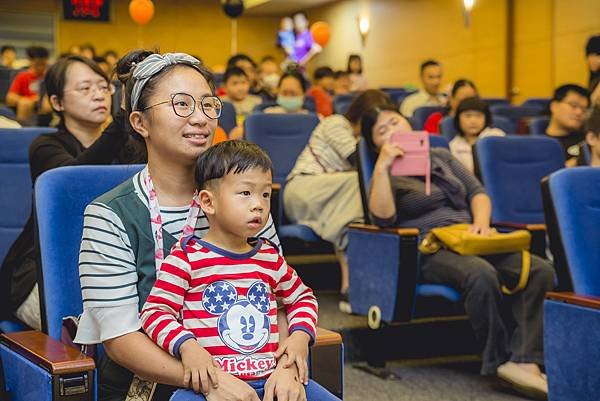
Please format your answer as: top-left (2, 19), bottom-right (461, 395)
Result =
top-left (262, 73), bottom-right (280, 90)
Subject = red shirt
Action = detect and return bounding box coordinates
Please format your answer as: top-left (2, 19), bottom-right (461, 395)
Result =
top-left (423, 111), bottom-right (443, 134)
top-left (8, 70), bottom-right (43, 99)
top-left (306, 86), bottom-right (333, 117)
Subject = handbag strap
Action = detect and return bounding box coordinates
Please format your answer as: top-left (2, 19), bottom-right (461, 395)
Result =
top-left (501, 250), bottom-right (531, 295)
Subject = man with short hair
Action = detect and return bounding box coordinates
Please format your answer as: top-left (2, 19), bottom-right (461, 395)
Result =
top-left (545, 84), bottom-right (590, 166)
top-left (6, 46), bottom-right (49, 122)
top-left (1, 45), bottom-right (16, 69)
top-left (400, 59), bottom-right (446, 117)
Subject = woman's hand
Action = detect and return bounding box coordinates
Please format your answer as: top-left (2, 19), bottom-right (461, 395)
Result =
top-left (374, 142), bottom-right (404, 173)
top-left (263, 355), bottom-right (307, 401)
top-left (468, 222), bottom-right (493, 236)
top-left (205, 369), bottom-right (260, 401)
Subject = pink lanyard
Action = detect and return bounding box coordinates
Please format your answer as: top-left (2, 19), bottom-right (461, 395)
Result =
top-left (141, 167), bottom-right (201, 271)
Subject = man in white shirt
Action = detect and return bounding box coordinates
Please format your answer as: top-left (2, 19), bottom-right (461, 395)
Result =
top-left (400, 59), bottom-right (446, 117)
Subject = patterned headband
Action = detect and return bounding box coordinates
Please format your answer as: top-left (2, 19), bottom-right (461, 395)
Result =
top-left (130, 52), bottom-right (201, 111)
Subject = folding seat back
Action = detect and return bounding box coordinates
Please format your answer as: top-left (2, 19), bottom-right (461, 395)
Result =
top-left (218, 101), bottom-right (237, 134)
top-left (333, 94), bottom-right (354, 115)
top-left (530, 116), bottom-right (550, 135)
top-left (411, 106), bottom-right (445, 130)
top-left (482, 98), bottom-right (510, 108)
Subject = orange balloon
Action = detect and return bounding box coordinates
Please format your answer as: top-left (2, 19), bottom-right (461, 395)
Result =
top-left (129, 0), bottom-right (155, 26)
top-left (310, 21), bottom-right (331, 47)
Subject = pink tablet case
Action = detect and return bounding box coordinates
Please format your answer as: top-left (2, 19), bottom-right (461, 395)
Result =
top-left (389, 131), bottom-right (431, 195)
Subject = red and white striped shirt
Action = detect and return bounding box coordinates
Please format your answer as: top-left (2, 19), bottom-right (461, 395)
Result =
top-left (140, 237), bottom-right (318, 380)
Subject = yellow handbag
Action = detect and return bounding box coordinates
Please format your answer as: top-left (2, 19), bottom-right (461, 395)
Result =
top-left (419, 223), bottom-right (531, 295)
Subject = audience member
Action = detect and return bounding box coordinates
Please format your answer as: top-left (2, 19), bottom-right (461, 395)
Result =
top-left (585, 106), bottom-right (600, 166)
top-left (450, 97), bottom-right (505, 173)
top-left (93, 56), bottom-right (111, 77)
top-left (400, 59), bottom-right (446, 117)
top-left (221, 66), bottom-right (262, 120)
top-left (0, 55), bottom-right (139, 330)
top-left (546, 84), bottom-right (590, 166)
top-left (284, 90), bottom-right (394, 312)
top-left (586, 34), bottom-right (600, 88)
top-left (264, 69), bottom-right (308, 114)
top-left (277, 16), bottom-right (295, 60)
top-left (258, 55), bottom-right (280, 102)
top-left (103, 49), bottom-right (119, 72)
top-left (424, 79), bottom-right (478, 134)
top-left (364, 105), bottom-right (554, 399)
top-left (80, 43), bottom-right (96, 59)
top-left (1, 45), bottom-right (16, 69)
top-left (6, 46), bottom-right (49, 122)
top-left (73, 51), bottom-right (298, 401)
top-left (347, 54), bottom-right (368, 91)
top-left (333, 70), bottom-right (352, 95)
top-left (140, 140), bottom-right (328, 400)
top-left (590, 77), bottom-right (600, 108)
top-left (307, 66), bottom-right (334, 116)
top-left (227, 53), bottom-right (259, 94)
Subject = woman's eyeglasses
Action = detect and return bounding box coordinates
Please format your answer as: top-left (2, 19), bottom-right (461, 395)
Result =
top-left (143, 93), bottom-right (222, 119)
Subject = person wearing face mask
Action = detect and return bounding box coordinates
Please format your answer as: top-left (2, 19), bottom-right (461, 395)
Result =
top-left (449, 97), bottom-right (505, 173)
top-left (0, 55), bottom-right (141, 330)
top-left (264, 70), bottom-right (309, 114)
top-left (258, 56), bottom-right (281, 102)
top-left (284, 90), bottom-right (394, 313)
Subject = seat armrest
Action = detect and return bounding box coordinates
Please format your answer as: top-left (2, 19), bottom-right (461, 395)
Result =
top-left (0, 331), bottom-right (95, 374)
top-left (349, 223), bottom-right (419, 237)
top-left (314, 327), bottom-right (342, 346)
top-left (493, 222), bottom-right (546, 232)
top-left (310, 328), bottom-right (343, 399)
top-left (546, 292), bottom-right (600, 310)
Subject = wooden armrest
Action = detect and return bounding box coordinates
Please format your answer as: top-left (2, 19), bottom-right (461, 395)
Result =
top-left (0, 331), bottom-right (95, 374)
top-left (546, 292), bottom-right (600, 310)
top-left (315, 327), bottom-right (341, 346)
top-left (494, 222), bottom-right (546, 231)
top-left (272, 183), bottom-right (281, 191)
top-left (349, 223), bottom-right (419, 237)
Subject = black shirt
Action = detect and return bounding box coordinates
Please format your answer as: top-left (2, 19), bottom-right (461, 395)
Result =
top-left (545, 131), bottom-right (586, 163)
top-left (0, 112), bottom-right (145, 319)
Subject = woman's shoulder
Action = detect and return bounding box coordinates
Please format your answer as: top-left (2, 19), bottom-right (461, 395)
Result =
top-left (316, 114), bottom-right (351, 132)
top-left (30, 129), bottom-right (73, 150)
top-left (93, 171), bottom-right (144, 214)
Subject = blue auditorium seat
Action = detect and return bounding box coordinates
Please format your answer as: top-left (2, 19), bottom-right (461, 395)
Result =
top-left (439, 116), bottom-right (457, 140)
top-left (491, 115), bottom-right (517, 134)
top-left (490, 105), bottom-right (541, 128)
top-left (439, 115), bottom-right (516, 141)
top-left (380, 88), bottom-right (415, 106)
top-left (218, 100), bottom-right (237, 134)
top-left (411, 106), bottom-right (445, 130)
top-left (544, 168), bottom-right (600, 401)
top-left (482, 97), bottom-right (510, 108)
top-left (0, 106), bottom-right (16, 120)
top-left (521, 97), bottom-right (551, 112)
top-left (530, 116), bottom-right (550, 135)
top-left (333, 94), bottom-right (355, 115)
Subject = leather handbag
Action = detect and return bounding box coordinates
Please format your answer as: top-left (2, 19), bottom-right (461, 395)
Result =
top-left (419, 223), bottom-right (531, 295)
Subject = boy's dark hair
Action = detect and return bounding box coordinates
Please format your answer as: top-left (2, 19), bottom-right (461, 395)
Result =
top-left (313, 66), bottom-right (334, 81)
top-left (26, 46), bottom-right (49, 59)
top-left (278, 69), bottom-right (307, 92)
top-left (224, 66), bottom-right (248, 83)
top-left (195, 140), bottom-right (273, 190)
top-left (587, 106), bottom-right (600, 136)
top-left (420, 59), bottom-right (440, 74)
top-left (453, 96), bottom-right (492, 136)
top-left (1, 45), bottom-right (15, 54)
top-left (552, 84), bottom-right (589, 103)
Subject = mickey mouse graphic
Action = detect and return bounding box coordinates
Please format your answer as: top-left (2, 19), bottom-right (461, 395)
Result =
top-left (202, 280), bottom-right (272, 354)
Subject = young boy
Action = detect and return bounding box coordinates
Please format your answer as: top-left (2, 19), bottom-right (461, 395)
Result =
top-left (307, 66), bottom-right (335, 116)
top-left (140, 141), bottom-right (319, 399)
top-left (221, 66), bottom-right (263, 121)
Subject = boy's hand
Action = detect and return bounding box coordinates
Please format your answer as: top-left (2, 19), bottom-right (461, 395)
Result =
top-left (274, 331), bottom-right (311, 384)
top-left (179, 338), bottom-right (220, 394)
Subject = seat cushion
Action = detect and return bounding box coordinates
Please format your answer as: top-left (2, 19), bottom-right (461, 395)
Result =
top-left (0, 319), bottom-right (28, 333)
top-left (417, 284), bottom-right (461, 303)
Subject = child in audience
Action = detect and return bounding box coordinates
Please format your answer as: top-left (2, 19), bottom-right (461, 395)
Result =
top-left (258, 56), bottom-right (280, 102)
top-left (347, 54), bottom-right (368, 92)
top-left (450, 97), bottom-right (505, 173)
top-left (333, 70), bottom-right (352, 96)
top-left (140, 140), bottom-right (330, 400)
top-left (424, 79), bottom-right (478, 134)
top-left (264, 70), bottom-right (308, 114)
top-left (221, 66), bottom-right (262, 123)
top-left (307, 66), bottom-right (334, 116)
top-left (277, 17), bottom-right (295, 61)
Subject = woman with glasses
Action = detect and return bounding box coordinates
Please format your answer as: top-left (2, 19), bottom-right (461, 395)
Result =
top-left (0, 55), bottom-right (141, 331)
top-left (74, 51), bottom-right (307, 401)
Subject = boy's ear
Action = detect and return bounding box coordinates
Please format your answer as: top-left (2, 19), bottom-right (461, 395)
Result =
top-left (199, 188), bottom-right (216, 216)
